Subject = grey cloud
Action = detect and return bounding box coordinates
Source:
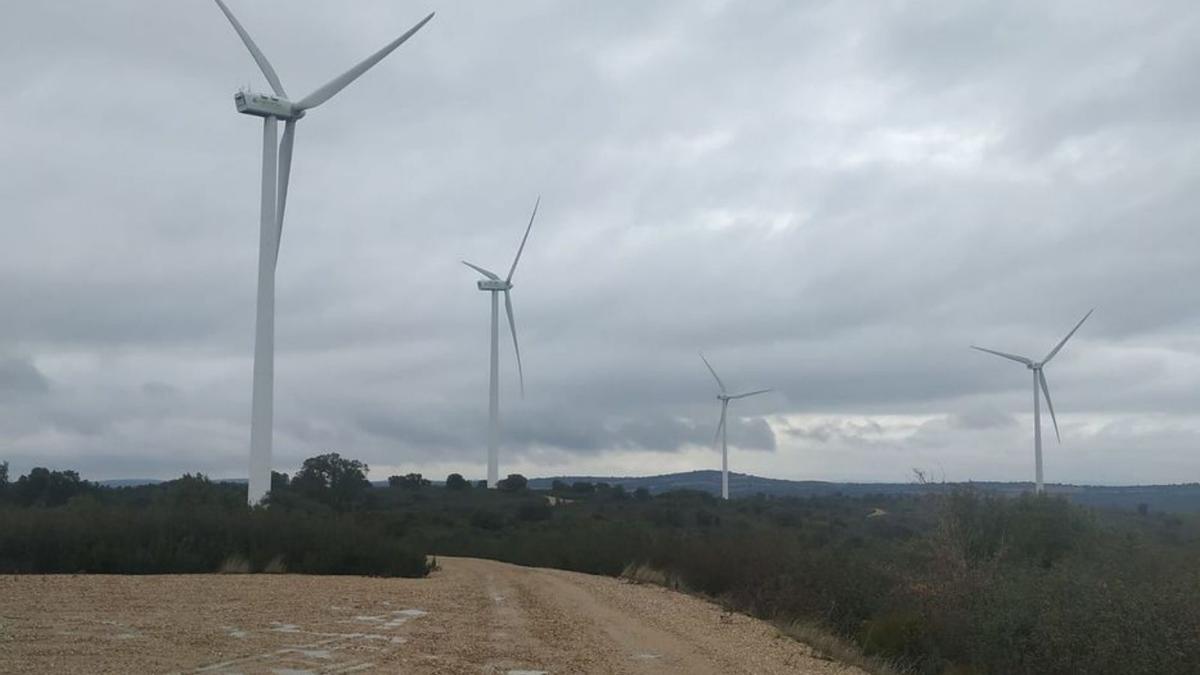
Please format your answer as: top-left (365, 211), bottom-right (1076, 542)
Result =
top-left (0, 356), bottom-right (49, 398)
top-left (1, 1), bottom-right (1198, 483)
top-left (949, 406), bottom-right (1018, 431)
top-left (786, 419), bottom-right (886, 444)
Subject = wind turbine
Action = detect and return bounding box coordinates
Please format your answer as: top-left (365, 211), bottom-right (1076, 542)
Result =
top-left (212, 0), bottom-right (434, 505)
top-left (971, 309), bottom-right (1093, 494)
top-left (700, 354), bottom-right (770, 500)
top-left (463, 198), bottom-right (540, 488)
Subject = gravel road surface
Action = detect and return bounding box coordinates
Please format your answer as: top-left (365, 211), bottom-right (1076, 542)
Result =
top-left (0, 557), bottom-right (863, 674)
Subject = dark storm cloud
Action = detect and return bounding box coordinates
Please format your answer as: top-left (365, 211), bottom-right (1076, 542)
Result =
top-left (1, 1), bottom-right (1198, 483)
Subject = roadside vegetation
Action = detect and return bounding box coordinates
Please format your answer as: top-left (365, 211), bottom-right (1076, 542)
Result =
top-left (0, 456), bottom-right (429, 577)
top-left (1, 456), bottom-right (1198, 674)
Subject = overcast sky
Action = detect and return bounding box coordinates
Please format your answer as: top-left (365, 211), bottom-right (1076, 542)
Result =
top-left (1, 1), bottom-right (1198, 485)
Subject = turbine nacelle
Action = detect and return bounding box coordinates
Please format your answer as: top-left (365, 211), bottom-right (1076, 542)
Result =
top-left (234, 91), bottom-right (304, 120)
top-left (477, 279), bottom-right (512, 292)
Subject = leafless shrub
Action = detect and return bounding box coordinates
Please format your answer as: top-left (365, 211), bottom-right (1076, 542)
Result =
top-left (778, 620), bottom-right (910, 675)
top-left (218, 554), bottom-right (251, 574)
top-left (620, 562), bottom-right (685, 591)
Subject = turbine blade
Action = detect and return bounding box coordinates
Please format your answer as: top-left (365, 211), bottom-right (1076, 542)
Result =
top-left (506, 196), bottom-right (540, 283)
top-left (504, 290), bottom-right (524, 398)
top-left (729, 388), bottom-right (771, 400)
top-left (213, 0), bottom-right (287, 98)
top-left (1039, 370), bottom-right (1061, 443)
top-left (699, 352), bottom-right (726, 393)
top-left (970, 345), bottom-right (1033, 366)
top-left (295, 12), bottom-right (434, 111)
top-left (713, 402), bottom-right (727, 447)
top-left (462, 261), bottom-right (499, 280)
top-left (1043, 309), bottom-right (1094, 364)
top-left (274, 119), bottom-right (296, 265)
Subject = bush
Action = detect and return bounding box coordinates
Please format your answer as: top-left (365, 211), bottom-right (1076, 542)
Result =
top-left (497, 474), bottom-right (528, 492)
top-left (388, 473), bottom-right (431, 489)
top-left (470, 509), bottom-right (505, 531)
top-left (858, 610), bottom-right (928, 662)
top-left (219, 555), bottom-right (252, 574)
top-left (517, 501), bottom-right (552, 522)
top-left (0, 503), bottom-right (430, 577)
top-left (0, 457), bottom-right (430, 579)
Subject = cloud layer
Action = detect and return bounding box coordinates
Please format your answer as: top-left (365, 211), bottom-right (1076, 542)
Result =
top-left (1, 1), bottom-right (1198, 485)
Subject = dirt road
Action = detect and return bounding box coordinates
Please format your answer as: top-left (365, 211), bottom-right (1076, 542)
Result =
top-left (0, 557), bottom-right (862, 674)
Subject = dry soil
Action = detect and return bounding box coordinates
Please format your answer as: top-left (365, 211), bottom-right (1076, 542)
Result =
top-left (0, 557), bottom-right (864, 674)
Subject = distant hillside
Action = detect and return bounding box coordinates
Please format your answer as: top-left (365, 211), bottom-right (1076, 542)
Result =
top-left (528, 470), bottom-right (1200, 513)
top-left (98, 479), bottom-right (164, 488)
top-left (99, 478), bottom-right (247, 487)
top-left (97, 471), bottom-right (1200, 513)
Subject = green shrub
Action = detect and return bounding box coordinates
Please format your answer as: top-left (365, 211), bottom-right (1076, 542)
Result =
top-left (517, 501), bottom-right (552, 522)
top-left (470, 509), bottom-right (505, 530)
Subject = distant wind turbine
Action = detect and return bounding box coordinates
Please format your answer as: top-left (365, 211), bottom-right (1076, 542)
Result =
top-left (700, 354), bottom-right (770, 500)
top-left (463, 198), bottom-right (540, 488)
top-left (971, 309), bottom-right (1093, 494)
top-left (212, 0), bottom-right (434, 505)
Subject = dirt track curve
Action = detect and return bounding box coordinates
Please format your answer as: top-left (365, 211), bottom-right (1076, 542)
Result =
top-left (0, 557), bottom-right (864, 674)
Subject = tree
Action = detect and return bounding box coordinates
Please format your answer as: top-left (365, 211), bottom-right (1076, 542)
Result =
top-left (13, 467), bottom-right (89, 507)
top-left (0, 460), bottom-right (8, 488)
top-left (292, 453), bottom-right (370, 510)
top-left (551, 479), bottom-right (568, 492)
top-left (387, 473), bottom-right (431, 489)
top-left (497, 474), bottom-right (528, 492)
top-left (634, 487), bottom-right (652, 501)
top-left (445, 473), bottom-right (469, 490)
top-left (160, 473), bottom-right (226, 508)
top-left (271, 470), bottom-right (290, 491)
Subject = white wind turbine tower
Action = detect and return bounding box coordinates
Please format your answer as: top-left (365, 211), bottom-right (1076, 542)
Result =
top-left (212, 0), bottom-right (434, 505)
top-left (463, 198), bottom-right (541, 488)
top-left (971, 309), bottom-right (1093, 494)
top-left (700, 354), bottom-right (770, 500)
